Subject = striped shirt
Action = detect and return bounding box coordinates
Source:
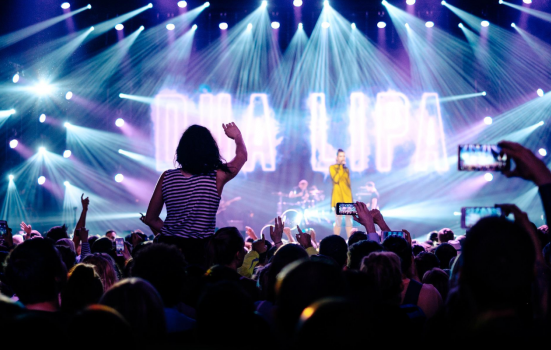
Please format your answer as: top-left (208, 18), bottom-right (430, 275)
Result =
top-left (161, 169), bottom-right (221, 239)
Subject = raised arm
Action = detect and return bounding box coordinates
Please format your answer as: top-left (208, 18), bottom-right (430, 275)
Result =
top-left (72, 194), bottom-right (89, 248)
top-left (145, 172), bottom-right (166, 232)
top-left (217, 122), bottom-right (248, 195)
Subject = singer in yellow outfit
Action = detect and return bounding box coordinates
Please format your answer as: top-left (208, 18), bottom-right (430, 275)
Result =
top-left (330, 149), bottom-right (353, 236)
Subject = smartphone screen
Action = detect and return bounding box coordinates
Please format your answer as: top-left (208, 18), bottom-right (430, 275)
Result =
top-left (458, 144), bottom-right (509, 171)
top-left (461, 207), bottom-right (503, 229)
top-left (0, 220), bottom-right (6, 236)
top-left (336, 203), bottom-right (356, 215)
top-left (115, 238), bottom-right (124, 256)
top-left (382, 231), bottom-right (404, 240)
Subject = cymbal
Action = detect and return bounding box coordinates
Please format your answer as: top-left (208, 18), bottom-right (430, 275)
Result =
top-left (309, 189), bottom-right (324, 194)
top-left (271, 191), bottom-right (290, 197)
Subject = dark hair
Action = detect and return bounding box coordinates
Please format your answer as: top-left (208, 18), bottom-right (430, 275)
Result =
top-left (176, 124), bottom-right (231, 175)
top-left (360, 251), bottom-right (403, 305)
top-left (438, 228), bottom-right (454, 243)
top-left (434, 243), bottom-right (458, 269)
top-left (105, 230), bottom-right (116, 236)
top-left (347, 240), bottom-right (383, 270)
top-left (412, 244), bottom-right (426, 256)
top-left (422, 268), bottom-right (450, 302)
top-left (61, 263), bottom-right (104, 314)
top-left (4, 239), bottom-right (67, 305)
top-left (319, 235), bottom-right (348, 267)
top-left (263, 244), bottom-right (308, 302)
top-left (82, 253), bottom-right (120, 291)
top-left (68, 305), bottom-right (133, 347)
top-left (414, 252), bottom-right (440, 281)
top-left (132, 243), bottom-right (187, 307)
top-left (382, 235), bottom-right (413, 278)
top-left (348, 231), bottom-right (368, 247)
top-left (206, 227), bottom-right (244, 267)
top-left (91, 237), bottom-right (114, 254)
top-left (56, 245), bottom-right (76, 271)
top-left (45, 224), bottom-right (68, 242)
top-left (336, 149), bottom-right (345, 155)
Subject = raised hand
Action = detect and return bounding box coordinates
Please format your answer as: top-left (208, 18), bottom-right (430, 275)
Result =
top-left (81, 193), bottom-right (90, 210)
top-left (295, 226), bottom-right (312, 249)
top-left (20, 221), bottom-right (32, 239)
top-left (78, 227), bottom-right (89, 243)
top-left (252, 233), bottom-right (268, 254)
top-left (222, 122), bottom-right (242, 140)
top-left (402, 229), bottom-right (413, 246)
top-left (353, 201), bottom-right (376, 233)
top-left (270, 216), bottom-right (284, 246)
top-left (371, 209), bottom-right (391, 231)
top-left (283, 227), bottom-right (295, 243)
top-left (498, 141), bottom-right (551, 186)
top-left (245, 226), bottom-right (259, 240)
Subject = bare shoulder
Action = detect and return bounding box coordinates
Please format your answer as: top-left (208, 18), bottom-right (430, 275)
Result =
top-left (420, 283), bottom-right (443, 301)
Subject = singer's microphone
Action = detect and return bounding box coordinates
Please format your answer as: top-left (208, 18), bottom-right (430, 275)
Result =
top-left (342, 162), bottom-right (347, 169)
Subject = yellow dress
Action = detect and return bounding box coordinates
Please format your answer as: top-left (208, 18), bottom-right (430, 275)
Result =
top-left (330, 164), bottom-right (352, 208)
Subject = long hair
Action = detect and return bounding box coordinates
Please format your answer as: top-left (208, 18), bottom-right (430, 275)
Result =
top-left (175, 125), bottom-right (231, 175)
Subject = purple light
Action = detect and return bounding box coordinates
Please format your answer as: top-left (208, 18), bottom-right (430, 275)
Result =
top-left (38, 176), bottom-right (46, 185)
top-left (63, 150), bottom-right (72, 158)
top-left (484, 173), bottom-right (493, 182)
top-left (61, 2), bottom-right (70, 9)
top-left (115, 174), bottom-right (124, 182)
top-left (293, 0), bottom-right (303, 6)
top-left (115, 118), bottom-right (125, 127)
top-left (177, 1), bottom-right (187, 8)
top-left (115, 24), bottom-right (124, 31)
top-left (377, 21), bottom-right (387, 29)
top-left (9, 139), bottom-right (18, 149)
top-left (484, 116), bottom-right (493, 125)
top-left (219, 22), bottom-right (228, 30)
top-left (539, 148), bottom-right (547, 157)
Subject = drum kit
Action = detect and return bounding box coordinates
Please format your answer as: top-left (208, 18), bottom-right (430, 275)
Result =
top-left (272, 187), bottom-right (325, 217)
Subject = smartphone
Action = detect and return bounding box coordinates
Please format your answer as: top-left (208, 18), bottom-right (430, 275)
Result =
top-left (382, 231), bottom-right (404, 240)
top-left (336, 203), bottom-right (357, 216)
top-left (115, 238), bottom-right (124, 256)
top-left (461, 206), bottom-right (503, 229)
top-left (0, 220), bottom-right (6, 236)
top-left (458, 144), bottom-right (509, 171)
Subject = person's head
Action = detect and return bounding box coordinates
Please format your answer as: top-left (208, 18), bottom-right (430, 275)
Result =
top-left (422, 268), bottom-right (450, 302)
top-left (434, 243), bottom-right (458, 269)
top-left (298, 179), bottom-right (308, 190)
top-left (360, 251), bottom-right (403, 305)
top-left (61, 263), bottom-right (104, 314)
top-left (348, 231), bottom-right (368, 247)
top-left (56, 238), bottom-right (75, 253)
top-left (131, 243), bottom-right (186, 308)
top-left (263, 244), bottom-right (308, 302)
top-left (382, 235), bottom-right (413, 279)
top-left (429, 231), bottom-right (439, 243)
top-left (366, 181), bottom-right (376, 191)
top-left (105, 230), bottom-right (117, 241)
top-left (438, 228), bottom-right (454, 243)
top-left (82, 253), bottom-right (119, 291)
top-left (461, 217), bottom-right (535, 312)
top-left (92, 237), bottom-right (114, 254)
top-left (412, 244), bottom-right (426, 256)
top-left (11, 235), bottom-right (24, 245)
top-left (414, 252), bottom-right (440, 281)
top-left (132, 229), bottom-right (148, 243)
top-left (56, 245), bottom-right (76, 271)
top-left (4, 239), bottom-right (67, 306)
top-left (319, 235), bottom-right (348, 268)
top-left (206, 227), bottom-right (245, 269)
top-left (100, 277), bottom-right (166, 340)
top-left (68, 305), bottom-right (133, 347)
top-left (88, 235), bottom-right (100, 247)
top-left (336, 149), bottom-right (346, 164)
top-left (176, 124), bottom-right (231, 175)
top-left (347, 240), bottom-right (383, 270)
top-left (45, 224), bottom-right (68, 242)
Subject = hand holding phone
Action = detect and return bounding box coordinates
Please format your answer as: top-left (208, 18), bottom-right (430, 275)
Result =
top-left (461, 206), bottom-right (503, 229)
top-left (382, 231), bottom-right (404, 240)
top-left (458, 144), bottom-right (509, 171)
top-left (336, 203), bottom-right (357, 215)
top-left (115, 238), bottom-right (124, 256)
top-left (0, 220), bottom-right (7, 236)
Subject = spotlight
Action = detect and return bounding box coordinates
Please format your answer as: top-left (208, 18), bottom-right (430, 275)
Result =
top-left (115, 174), bottom-right (124, 183)
top-left (484, 116), bottom-right (493, 125)
top-left (115, 118), bottom-right (125, 127)
top-left (406, 0), bottom-right (416, 5)
top-left (537, 121), bottom-right (545, 127)
top-left (523, 0), bottom-right (532, 3)
top-left (148, 3), bottom-right (153, 8)
top-left (12, 73), bottom-right (20, 83)
top-left (484, 173), bottom-right (493, 182)
top-left (39, 114), bottom-right (46, 123)
top-left (499, 0), bottom-right (503, 3)
top-left (192, 24), bottom-right (197, 30)
top-left (351, 23), bottom-right (356, 29)
top-left (177, 1), bottom-right (187, 8)
top-left (219, 22), bottom-right (228, 30)
top-left (539, 148), bottom-right (547, 157)
top-left (323, 0), bottom-right (329, 6)
top-left (298, 23), bottom-right (303, 29)
top-left (405, 23), bottom-right (410, 28)
top-left (87, 4), bottom-right (92, 9)
top-left (61, 2), bottom-right (70, 9)
top-left (322, 21), bottom-right (330, 29)
top-left (204, 1), bottom-right (210, 7)
top-left (64, 122), bottom-right (72, 128)
top-left (481, 20), bottom-right (490, 27)
top-left (63, 181), bottom-right (70, 187)
top-left (166, 23), bottom-right (175, 30)
top-left (441, 1), bottom-right (446, 5)
top-left (34, 81), bottom-right (53, 95)
top-left (537, 88), bottom-right (544, 97)
top-left (115, 24), bottom-right (124, 31)
top-left (261, 0), bottom-right (268, 7)
top-left (9, 139), bottom-right (18, 149)
top-left (271, 21), bottom-right (280, 29)
top-left (139, 25), bottom-right (145, 31)
top-left (8, 175), bottom-right (14, 181)
top-left (63, 150), bottom-right (72, 158)
top-left (382, 0), bottom-right (388, 4)
top-left (482, 91), bottom-right (487, 96)
top-left (377, 21), bottom-right (387, 28)
top-left (90, 26), bottom-right (94, 31)
top-left (511, 23), bottom-right (516, 27)
top-left (39, 146), bottom-right (46, 154)
top-left (425, 21), bottom-right (434, 28)
top-left (65, 91), bottom-right (73, 100)
top-left (38, 176), bottom-right (46, 185)
top-left (0, 109), bottom-right (16, 117)
top-left (293, 0), bottom-right (303, 6)
top-left (458, 23), bottom-right (464, 28)
top-left (247, 23), bottom-right (253, 30)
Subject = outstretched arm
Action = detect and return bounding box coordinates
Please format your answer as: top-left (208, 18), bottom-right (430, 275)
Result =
top-left (145, 172), bottom-right (166, 232)
top-left (73, 194), bottom-right (89, 248)
top-left (217, 123), bottom-right (248, 195)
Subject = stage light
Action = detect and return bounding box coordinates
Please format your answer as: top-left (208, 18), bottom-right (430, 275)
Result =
top-left (382, 0), bottom-right (388, 4)
top-left (64, 181), bottom-right (70, 186)
top-left (115, 24), bottom-right (124, 31)
top-left (484, 173), bottom-right (493, 182)
top-left (39, 114), bottom-right (46, 123)
top-left (377, 21), bottom-right (387, 28)
top-left (38, 176), bottom-right (46, 185)
top-left (539, 148), bottom-right (547, 157)
top-left (441, 1), bottom-right (446, 5)
top-left (9, 139), bottom-right (18, 149)
top-left (247, 23), bottom-right (253, 30)
top-left (293, 0), bottom-right (303, 6)
top-left (177, 1), bottom-right (187, 8)
top-left (499, 0), bottom-right (503, 3)
top-left (166, 23), bottom-right (175, 30)
top-left (481, 20), bottom-right (489, 27)
top-left (523, 0), bottom-right (532, 3)
top-left (271, 21), bottom-right (280, 29)
top-left (148, 3), bottom-right (153, 8)
top-left (298, 23), bottom-right (303, 29)
top-left (511, 23), bottom-right (516, 27)
top-left (405, 23), bottom-right (410, 28)
top-left (351, 23), bottom-right (356, 29)
top-left (204, 2), bottom-right (210, 7)
top-left (64, 122), bottom-right (72, 128)
top-left (34, 81), bottom-right (53, 95)
top-left (261, 1), bottom-right (268, 7)
top-left (12, 73), bottom-right (19, 83)
top-left (90, 26), bottom-right (94, 31)
top-left (0, 109), bottom-right (16, 117)
top-left (322, 21), bottom-right (330, 29)
top-left (323, 0), bottom-right (329, 6)
top-left (139, 25), bottom-right (145, 31)
top-left (482, 91), bottom-right (487, 96)
top-left (219, 22), bottom-right (228, 30)
top-left (484, 116), bottom-right (493, 125)
top-left (8, 175), bottom-right (14, 181)
top-left (458, 23), bottom-right (464, 28)
top-left (192, 24), bottom-right (197, 30)
top-left (39, 147), bottom-right (46, 154)
top-left (87, 4), bottom-right (91, 9)
top-left (115, 174), bottom-right (124, 183)
top-left (537, 89), bottom-right (544, 97)
top-left (537, 121), bottom-right (545, 127)
top-left (406, 0), bottom-right (416, 5)
top-left (63, 150), bottom-right (72, 158)
top-left (61, 2), bottom-right (70, 9)
top-left (115, 118), bottom-right (125, 127)
top-left (425, 21), bottom-right (434, 28)
top-left (65, 91), bottom-right (73, 100)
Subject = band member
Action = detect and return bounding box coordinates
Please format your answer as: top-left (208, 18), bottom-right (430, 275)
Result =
top-left (330, 149), bottom-right (353, 236)
top-left (359, 181), bottom-right (379, 210)
top-left (289, 180), bottom-right (310, 201)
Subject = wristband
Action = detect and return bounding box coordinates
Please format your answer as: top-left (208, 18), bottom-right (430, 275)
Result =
top-left (274, 241), bottom-right (282, 245)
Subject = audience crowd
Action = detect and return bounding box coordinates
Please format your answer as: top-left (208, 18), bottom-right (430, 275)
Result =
top-left (1, 127), bottom-right (551, 348)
